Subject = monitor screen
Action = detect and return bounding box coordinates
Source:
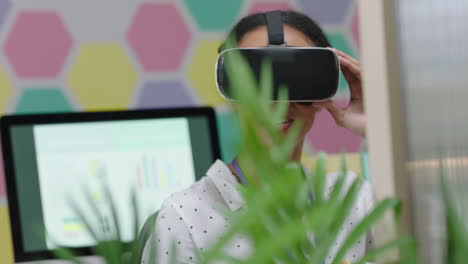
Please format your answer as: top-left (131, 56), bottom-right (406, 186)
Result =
top-left (1, 108), bottom-right (220, 261)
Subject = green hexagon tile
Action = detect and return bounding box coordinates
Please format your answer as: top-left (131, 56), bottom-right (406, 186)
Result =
top-left (183, 0), bottom-right (245, 31)
top-left (15, 88), bottom-right (73, 114)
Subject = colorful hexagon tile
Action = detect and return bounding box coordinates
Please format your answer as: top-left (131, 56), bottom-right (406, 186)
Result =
top-left (15, 88), bottom-right (73, 114)
top-left (0, 204), bottom-right (14, 264)
top-left (0, 0), bottom-right (11, 31)
top-left (0, 65), bottom-right (14, 114)
top-left (3, 11), bottom-right (73, 79)
top-left (349, 8), bottom-right (361, 52)
top-left (306, 100), bottom-right (362, 154)
top-left (136, 80), bottom-right (197, 109)
top-left (298, 0), bottom-right (353, 26)
top-left (248, 2), bottom-right (292, 14)
top-left (187, 40), bottom-right (226, 107)
top-left (327, 31), bottom-right (358, 94)
top-left (127, 3), bottom-right (192, 72)
top-left (68, 44), bottom-right (138, 111)
top-left (183, 0), bottom-right (244, 31)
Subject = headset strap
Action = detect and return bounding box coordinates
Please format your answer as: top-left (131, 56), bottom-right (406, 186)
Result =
top-left (264, 11), bottom-right (285, 45)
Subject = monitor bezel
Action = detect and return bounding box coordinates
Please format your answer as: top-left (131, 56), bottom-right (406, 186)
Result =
top-left (0, 107), bottom-right (221, 262)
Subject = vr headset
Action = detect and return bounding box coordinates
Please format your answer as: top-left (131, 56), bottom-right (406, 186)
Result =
top-left (215, 11), bottom-right (340, 102)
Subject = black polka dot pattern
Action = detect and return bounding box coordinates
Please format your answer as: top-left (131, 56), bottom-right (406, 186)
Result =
top-left (141, 160), bottom-right (373, 264)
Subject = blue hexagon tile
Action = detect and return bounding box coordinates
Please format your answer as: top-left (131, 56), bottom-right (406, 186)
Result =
top-left (136, 80), bottom-right (196, 109)
top-left (298, 0), bottom-right (353, 26)
top-left (0, 0), bottom-right (11, 30)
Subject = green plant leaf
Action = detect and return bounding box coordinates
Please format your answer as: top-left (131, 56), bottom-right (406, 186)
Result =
top-left (52, 247), bottom-right (84, 264)
top-left (129, 188), bottom-right (142, 264)
top-left (331, 198), bottom-right (400, 264)
top-left (340, 152), bottom-right (348, 176)
top-left (101, 183), bottom-right (124, 264)
top-left (308, 176), bottom-right (363, 264)
top-left (312, 152), bottom-right (328, 204)
top-left (354, 236), bottom-right (414, 264)
top-left (77, 185), bottom-right (117, 263)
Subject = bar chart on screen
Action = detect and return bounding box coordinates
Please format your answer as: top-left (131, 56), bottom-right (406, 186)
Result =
top-left (135, 154), bottom-right (180, 189)
top-left (30, 118), bottom-right (196, 248)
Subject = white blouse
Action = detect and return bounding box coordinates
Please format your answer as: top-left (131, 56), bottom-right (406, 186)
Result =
top-left (142, 160), bottom-right (374, 264)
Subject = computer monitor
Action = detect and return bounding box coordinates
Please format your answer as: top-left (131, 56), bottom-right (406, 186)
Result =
top-left (0, 107), bottom-right (221, 262)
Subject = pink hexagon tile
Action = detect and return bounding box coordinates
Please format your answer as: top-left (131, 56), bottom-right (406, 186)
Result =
top-left (3, 11), bottom-right (73, 79)
top-left (127, 3), bottom-right (191, 72)
top-left (349, 8), bottom-right (361, 51)
top-left (248, 2), bottom-right (292, 14)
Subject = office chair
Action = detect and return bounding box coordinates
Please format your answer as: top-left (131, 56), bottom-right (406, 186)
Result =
top-left (133, 211), bottom-right (158, 264)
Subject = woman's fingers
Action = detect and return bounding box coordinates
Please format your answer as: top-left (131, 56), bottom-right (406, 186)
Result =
top-left (339, 55), bottom-right (361, 81)
top-left (333, 48), bottom-right (360, 66)
top-left (339, 60), bottom-right (362, 101)
top-left (314, 100), bottom-right (345, 126)
top-left (329, 47), bottom-right (361, 79)
top-left (337, 53), bottom-right (363, 101)
top-left (316, 100), bottom-right (366, 137)
top-left (341, 64), bottom-right (358, 84)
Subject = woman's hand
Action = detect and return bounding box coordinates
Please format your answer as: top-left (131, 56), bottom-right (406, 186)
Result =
top-left (315, 48), bottom-right (366, 138)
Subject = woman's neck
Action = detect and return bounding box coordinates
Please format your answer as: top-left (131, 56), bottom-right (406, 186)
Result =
top-left (291, 139), bottom-right (304, 162)
top-left (228, 140), bottom-right (304, 183)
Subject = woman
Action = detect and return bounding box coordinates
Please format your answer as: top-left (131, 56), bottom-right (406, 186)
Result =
top-left (142, 10), bottom-right (372, 264)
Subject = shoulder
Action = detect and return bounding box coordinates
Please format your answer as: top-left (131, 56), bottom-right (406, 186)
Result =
top-left (324, 171), bottom-right (373, 209)
top-left (144, 176), bottom-right (221, 263)
top-left (156, 160), bottom-right (232, 228)
top-left (161, 169), bottom-right (227, 211)
top-left (158, 176), bottom-right (218, 219)
top-left (325, 171), bottom-right (371, 191)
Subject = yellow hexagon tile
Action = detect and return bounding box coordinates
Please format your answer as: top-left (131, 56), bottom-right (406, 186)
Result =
top-left (0, 65), bottom-right (14, 115)
top-left (0, 205), bottom-right (14, 264)
top-left (67, 44), bottom-right (138, 111)
top-left (187, 40), bottom-right (226, 107)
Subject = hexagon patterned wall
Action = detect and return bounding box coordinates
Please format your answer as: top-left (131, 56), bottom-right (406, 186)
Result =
top-left (67, 44), bottom-right (138, 110)
top-left (137, 80), bottom-right (197, 108)
top-left (183, 0), bottom-right (245, 31)
top-left (249, 2), bottom-right (292, 14)
top-left (0, 64), bottom-right (14, 114)
top-left (298, 0), bottom-right (353, 26)
top-left (0, 1), bottom-right (362, 263)
top-left (3, 11), bottom-right (73, 79)
top-left (188, 39), bottom-right (225, 107)
top-left (0, 0), bottom-right (11, 31)
top-left (127, 3), bottom-right (192, 72)
top-left (15, 87), bottom-right (73, 114)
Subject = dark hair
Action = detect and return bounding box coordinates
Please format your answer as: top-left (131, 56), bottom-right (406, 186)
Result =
top-left (218, 10), bottom-right (331, 53)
